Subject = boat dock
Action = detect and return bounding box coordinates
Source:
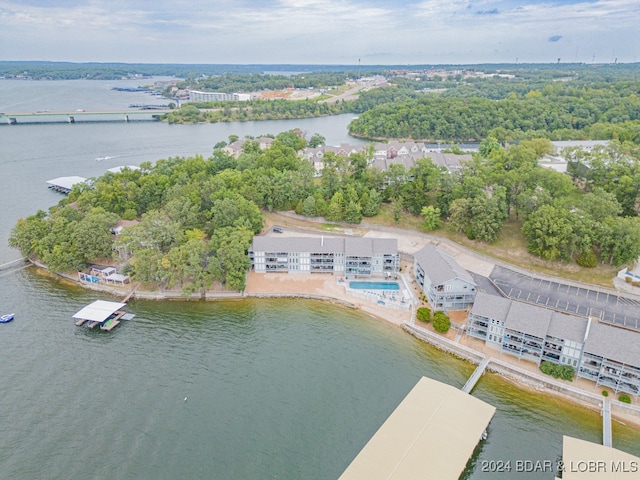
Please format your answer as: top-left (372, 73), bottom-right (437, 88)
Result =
top-left (100, 310), bottom-right (126, 331)
top-left (462, 357), bottom-right (490, 393)
top-left (339, 377), bottom-right (495, 480)
top-left (73, 300), bottom-right (132, 332)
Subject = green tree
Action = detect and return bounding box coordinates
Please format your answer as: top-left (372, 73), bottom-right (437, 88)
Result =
top-left (8, 210), bottom-right (48, 257)
top-left (432, 311), bottom-right (451, 333)
top-left (308, 133), bottom-right (326, 148)
top-left (301, 195), bottom-right (317, 217)
top-left (73, 208), bottom-right (119, 262)
top-left (210, 227), bottom-right (253, 291)
top-left (326, 191), bottom-right (345, 222)
top-left (421, 206), bottom-right (442, 231)
top-left (522, 204), bottom-right (575, 261)
top-left (343, 200), bottom-right (363, 224)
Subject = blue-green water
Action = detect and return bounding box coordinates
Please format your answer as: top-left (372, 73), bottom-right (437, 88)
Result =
top-left (349, 281), bottom-right (400, 290)
top-left (0, 79), bottom-right (638, 479)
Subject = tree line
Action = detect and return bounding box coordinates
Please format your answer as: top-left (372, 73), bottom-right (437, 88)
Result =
top-left (10, 129), bottom-right (640, 295)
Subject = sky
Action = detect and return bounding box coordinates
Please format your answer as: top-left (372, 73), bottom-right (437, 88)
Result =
top-left (0, 0), bottom-right (638, 65)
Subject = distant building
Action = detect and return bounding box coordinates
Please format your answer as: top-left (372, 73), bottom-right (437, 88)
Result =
top-left (221, 137), bottom-right (275, 158)
top-left (249, 236), bottom-right (399, 277)
top-left (413, 244), bottom-right (477, 311)
top-left (188, 90), bottom-right (252, 102)
top-left (302, 141), bottom-right (472, 175)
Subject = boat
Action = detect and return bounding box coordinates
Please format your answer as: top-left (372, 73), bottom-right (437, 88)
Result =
top-left (0, 313), bottom-right (15, 323)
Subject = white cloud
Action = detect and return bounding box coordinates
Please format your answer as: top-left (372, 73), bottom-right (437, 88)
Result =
top-left (0, 0), bottom-right (637, 63)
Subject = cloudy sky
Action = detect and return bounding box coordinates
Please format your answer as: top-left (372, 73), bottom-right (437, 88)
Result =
top-left (1, 0), bottom-right (638, 64)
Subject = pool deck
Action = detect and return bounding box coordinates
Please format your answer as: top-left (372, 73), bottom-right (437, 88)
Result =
top-left (245, 270), bottom-right (412, 326)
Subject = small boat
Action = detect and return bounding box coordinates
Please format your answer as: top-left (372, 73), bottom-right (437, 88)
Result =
top-left (0, 313), bottom-right (15, 323)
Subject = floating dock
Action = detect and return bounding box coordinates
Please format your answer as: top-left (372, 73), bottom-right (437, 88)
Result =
top-left (339, 376), bottom-right (496, 480)
top-left (73, 300), bottom-right (127, 331)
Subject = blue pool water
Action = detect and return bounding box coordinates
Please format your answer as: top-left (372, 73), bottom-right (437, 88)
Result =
top-left (349, 281), bottom-right (400, 290)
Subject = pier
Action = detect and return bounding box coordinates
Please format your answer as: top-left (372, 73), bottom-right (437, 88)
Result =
top-left (602, 399), bottom-right (612, 447)
top-left (462, 357), bottom-right (490, 393)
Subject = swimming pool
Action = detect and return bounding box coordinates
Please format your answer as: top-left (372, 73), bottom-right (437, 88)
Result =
top-left (349, 281), bottom-right (400, 291)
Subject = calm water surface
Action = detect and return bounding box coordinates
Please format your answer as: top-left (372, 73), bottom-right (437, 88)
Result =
top-left (0, 80), bottom-right (638, 479)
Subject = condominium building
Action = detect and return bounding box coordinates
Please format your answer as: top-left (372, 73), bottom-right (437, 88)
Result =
top-left (413, 244), bottom-right (477, 311)
top-left (249, 236), bottom-right (400, 277)
top-left (467, 292), bottom-right (640, 399)
top-left (188, 90), bottom-right (252, 102)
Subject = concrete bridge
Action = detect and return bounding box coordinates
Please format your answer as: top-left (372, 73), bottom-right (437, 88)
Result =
top-left (1, 109), bottom-right (172, 125)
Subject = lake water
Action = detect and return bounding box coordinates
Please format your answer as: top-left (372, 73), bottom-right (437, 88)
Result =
top-left (0, 79), bottom-right (638, 479)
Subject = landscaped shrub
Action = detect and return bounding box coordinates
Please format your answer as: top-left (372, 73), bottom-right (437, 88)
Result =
top-left (540, 361), bottom-right (575, 381)
top-left (575, 250), bottom-right (597, 268)
top-left (432, 310), bottom-right (450, 333)
top-left (618, 394), bottom-right (632, 404)
top-left (416, 307), bottom-right (431, 323)
top-left (602, 390), bottom-right (609, 397)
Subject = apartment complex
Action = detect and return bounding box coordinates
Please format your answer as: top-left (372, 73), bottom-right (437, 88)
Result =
top-left (467, 292), bottom-right (640, 399)
top-left (413, 244), bottom-right (477, 311)
top-left (249, 236), bottom-right (400, 277)
top-left (188, 90), bottom-right (252, 102)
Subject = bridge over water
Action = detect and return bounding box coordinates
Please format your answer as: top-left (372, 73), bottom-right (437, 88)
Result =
top-left (1, 110), bottom-right (172, 125)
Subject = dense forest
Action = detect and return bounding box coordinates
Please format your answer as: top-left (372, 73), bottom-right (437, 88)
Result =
top-left (9, 124), bottom-right (640, 294)
top-left (348, 82), bottom-right (640, 143)
top-left (0, 61), bottom-right (374, 80)
top-left (8, 63), bottom-right (640, 293)
top-left (159, 65), bottom-right (640, 145)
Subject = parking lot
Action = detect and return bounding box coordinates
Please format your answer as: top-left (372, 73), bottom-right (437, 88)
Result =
top-left (490, 265), bottom-right (640, 331)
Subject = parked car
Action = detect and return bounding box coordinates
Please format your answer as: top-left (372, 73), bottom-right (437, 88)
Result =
top-left (273, 226), bottom-right (283, 233)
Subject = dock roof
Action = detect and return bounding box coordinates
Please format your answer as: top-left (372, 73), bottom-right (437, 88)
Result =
top-left (72, 300), bottom-right (126, 323)
top-left (339, 376), bottom-right (495, 480)
top-left (561, 436), bottom-right (640, 480)
top-left (46, 176), bottom-right (87, 191)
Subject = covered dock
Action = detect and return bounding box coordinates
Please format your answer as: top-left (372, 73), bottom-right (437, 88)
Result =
top-left (46, 176), bottom-right (87, 194)
top-left (339, 376), bottom-right (496, 480)
top-left (560, 436), bottom-right (640, 479)
top-left (72, 300), bottom-right (126, 331)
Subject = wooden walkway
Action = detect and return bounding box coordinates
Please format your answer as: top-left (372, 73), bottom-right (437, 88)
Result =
top-left (602, 399), bottom-right (612, 447)
top-left (120, 283), bottom-right (140, 303)
top-left (462, 358), bottom-right (491, 394)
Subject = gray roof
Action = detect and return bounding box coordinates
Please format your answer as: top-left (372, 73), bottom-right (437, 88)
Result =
top-left (345, 237), bottom-right (373, 256)
top-left (584, 322), bottom-right (640, 367)
top-left (504, 301), bottom-right (552, 339)
top-left (470, 292), bottom-right (511, 321)
top-left (250, 236), bottom-right (397, 256)
top-left (251, 236), bottom-right (343, 254)
top-left (414, 244), bottom-right (476, 287)
top-left (547, 311), bottom-right (588, 344)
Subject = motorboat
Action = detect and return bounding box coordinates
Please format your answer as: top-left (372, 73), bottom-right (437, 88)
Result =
top-left (0, 313), bottom-right (15, 323)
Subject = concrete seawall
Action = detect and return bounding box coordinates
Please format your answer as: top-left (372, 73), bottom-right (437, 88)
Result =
top-left (402, 322), bottom-right (640, 424)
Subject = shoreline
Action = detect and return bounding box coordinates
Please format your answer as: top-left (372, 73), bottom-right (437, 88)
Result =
top-left (23, 238), bottom-right (640, 432)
